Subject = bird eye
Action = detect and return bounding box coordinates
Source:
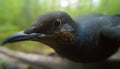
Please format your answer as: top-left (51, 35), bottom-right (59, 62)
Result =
top-left (53, 19), bottom-right (61, 27)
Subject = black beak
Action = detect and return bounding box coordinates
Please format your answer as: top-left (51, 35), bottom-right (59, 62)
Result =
top-left (1, 31), bottom-right (46, 45)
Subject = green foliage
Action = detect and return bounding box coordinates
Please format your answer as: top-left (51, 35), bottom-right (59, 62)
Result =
top-left (0, 0), bottom-right (120, 53)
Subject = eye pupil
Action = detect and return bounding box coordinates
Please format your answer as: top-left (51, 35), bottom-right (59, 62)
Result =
top-left (54, 19), bottom-right (61, 27)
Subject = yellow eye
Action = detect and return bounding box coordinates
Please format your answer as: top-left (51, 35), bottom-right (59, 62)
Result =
top-left (53, 19), bottom-right (61, 27)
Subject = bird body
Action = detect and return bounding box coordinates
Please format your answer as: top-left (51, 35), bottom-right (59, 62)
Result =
top-left (55, 15), bottom-right (120, 62)
top-left (51, 14), bottom-right (120, 62)
top-left (2, 11), bottom-right (120, 63)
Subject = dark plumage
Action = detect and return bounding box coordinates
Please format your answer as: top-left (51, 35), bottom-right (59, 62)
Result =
top-left (1, 11), bottom-right (120, 63)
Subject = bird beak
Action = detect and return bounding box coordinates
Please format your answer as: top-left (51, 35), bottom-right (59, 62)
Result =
top-left (1, 31), bottom-right (46, 45)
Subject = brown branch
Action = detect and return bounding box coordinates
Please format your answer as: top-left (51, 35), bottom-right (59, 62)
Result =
top-left (0, 46), bottom-right (120, 69)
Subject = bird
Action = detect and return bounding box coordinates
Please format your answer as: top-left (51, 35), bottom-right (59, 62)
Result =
top-left (1, 11), bottom-right (120, 63)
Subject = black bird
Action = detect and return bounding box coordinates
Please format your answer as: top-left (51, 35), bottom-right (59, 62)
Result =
top-left (1, 11), bottom-right (120, 63)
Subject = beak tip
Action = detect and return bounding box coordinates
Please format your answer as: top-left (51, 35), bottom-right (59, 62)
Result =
top-left (0, 39), bottom-right (9, 45)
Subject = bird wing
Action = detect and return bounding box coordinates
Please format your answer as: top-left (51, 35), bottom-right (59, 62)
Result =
top-left (100, 26), bottom-right (120, 43)
top-left (100, 15), bottom-right (120, 43)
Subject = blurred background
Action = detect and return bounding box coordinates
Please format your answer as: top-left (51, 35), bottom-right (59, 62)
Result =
top-left (0, 0), bottom-right (120, 54)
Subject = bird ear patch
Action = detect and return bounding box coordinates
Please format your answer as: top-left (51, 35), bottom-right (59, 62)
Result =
top-left (60, 23), bottom-right (74, 32)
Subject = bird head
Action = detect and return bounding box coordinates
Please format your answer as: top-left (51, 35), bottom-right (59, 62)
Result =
top-left (1, 11), bottom-right (76, 48)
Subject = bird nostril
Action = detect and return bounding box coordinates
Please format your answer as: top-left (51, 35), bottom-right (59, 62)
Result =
top-left (24, 29), bottom-right (33, 34)
top-left (24, 26), bottom-right (36, 34)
